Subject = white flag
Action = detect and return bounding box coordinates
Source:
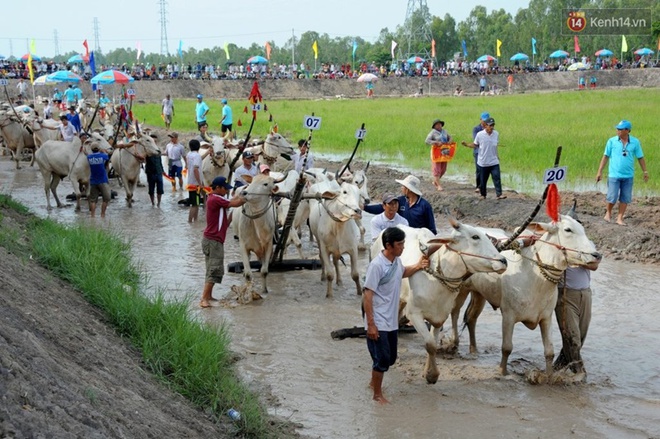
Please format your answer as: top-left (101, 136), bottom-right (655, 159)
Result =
top-left (391, 40), bottom-right (398, 59)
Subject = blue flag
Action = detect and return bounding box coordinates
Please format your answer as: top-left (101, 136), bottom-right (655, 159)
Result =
top-left (352, 40), bottom-right (358, 57)
top-left (89, 51), bottom-right (97, 91)
top-left (178, 40), bottom-right (183, 58)
top-left (461, 40), bottom-right (468, 57)
top-left (532, 38), bottom-right (537, 55)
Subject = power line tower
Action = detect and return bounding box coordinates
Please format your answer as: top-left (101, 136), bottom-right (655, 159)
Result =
top-left (53, 30), bottom-right (60, 57)
top-left (404, 0), bottom-right (434, 60)
top-left (9, 39), bottom-right (13, 58)
top-left (93, 17), bottom-right (101, 52)
top-left (159, 0), bottom-right (169, 56)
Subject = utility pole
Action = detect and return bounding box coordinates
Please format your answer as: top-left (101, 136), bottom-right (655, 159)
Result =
top-left (9, 39), bottom-right (13, 59)
top-left (93, 17), bottom-right (101, 52)
top-left (159, 0), bottom-right (169, 56)
top-left (53, 30), bottom-right (60, 57)
top-left (291, 28), bottom-right (295, 66)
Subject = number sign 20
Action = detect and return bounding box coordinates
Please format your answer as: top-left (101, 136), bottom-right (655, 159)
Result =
top-left (543, 166), bottom-right (567, 185)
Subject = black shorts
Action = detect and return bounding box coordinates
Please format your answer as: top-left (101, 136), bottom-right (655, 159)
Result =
top-left (366, 330), bottom-right (398, 372)
top-left (221, 124), bottom-right (232, 133)
top-left (188, 190), bottom-right (200, 206)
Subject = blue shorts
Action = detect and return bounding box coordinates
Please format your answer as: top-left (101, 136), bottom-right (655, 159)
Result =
top-left (367, 330), bottom-right (398, 372)
top-left (169, 164), bottom-right (183, 178)
top-left (606, 177), bottom-right (633, 204)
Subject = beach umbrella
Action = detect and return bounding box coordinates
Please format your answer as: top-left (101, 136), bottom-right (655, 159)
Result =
top-left (47, 70), bottom-right (83, 83)
top-left (21, 53), bottom-right (41, 62)
top-left (510, 53), bottom-right (529, 61)
top-left (548, 50), bottom-right (569, 58)
top-left (356, 73), bottom-right (378, 83)
top-left (634, 48), bottom-right (654, 56)
top-left (407, 56), bottom-right (424, 64)
top-left (34, 75), bottom-right (55, 85)
top-left (567, 62), bottom-right (587, 71)
top-left (67, 54), bottom-right (89, 63)
top-left (595, 49), bottom-right (613, 57)
top-left (90, 69), bottom-right (134, 85)
top-left (476, 54), bottom-right (496, 62)
top-left (247, 55), bottom-right (268, 64)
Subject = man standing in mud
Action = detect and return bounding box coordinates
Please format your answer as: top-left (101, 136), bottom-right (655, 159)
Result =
top-left (363, 227), bottom-right (428, 404)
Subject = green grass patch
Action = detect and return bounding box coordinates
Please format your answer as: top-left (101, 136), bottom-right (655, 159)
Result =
top-left (0, 196), bottom-right (275, 437)
top-left (135, 88), bottom-right (659, 194)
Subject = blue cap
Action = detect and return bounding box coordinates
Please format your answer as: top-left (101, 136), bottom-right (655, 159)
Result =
top-left (480, 112), bottom-right (490, 121)
top-left (196, 94), bottom-right (203, 99)
top-left (221, 98), bottom-right (228, 104)
top-left (211, 176), bottom-right (233, 190)
top-left (615, 120), bottom-right (631, 131)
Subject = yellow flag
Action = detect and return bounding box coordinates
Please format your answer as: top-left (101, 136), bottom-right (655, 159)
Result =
top-left (30, 39), bottom-right (36, 55)
top-left (621, 35), bottom-right (628, 53)
top-left (224, 42), bottom-right (230, 60)
top-left (27, 53), bottom-right (34, 84)
top-left (312, 40), bottom-right (318, 60)
top-left (496, 39), bottom-right (502, 57)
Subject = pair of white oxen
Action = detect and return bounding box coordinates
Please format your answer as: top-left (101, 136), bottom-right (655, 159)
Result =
top-left (369, 214), bottom-right (601, 384)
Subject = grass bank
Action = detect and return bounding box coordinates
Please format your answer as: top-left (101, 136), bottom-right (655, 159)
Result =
top-left (134, 88), bottom-right (658, 195)
top-left (0, 194), bottom-right (281, 438)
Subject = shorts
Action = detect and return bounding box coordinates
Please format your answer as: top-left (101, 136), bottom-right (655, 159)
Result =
top-left (188, 190), bottom-right (200, 206)
top-left (221, 124), bottom-right (232, 133)
top-left (163, 113), bottom-right (172, 123)
top-left (366, 330), bottom-right (398, 372)
top-left (202, 237), bottom-right (225, 283)
top-left (169, 164), bottom-right (183, 178)
top-left (606, 177), bottom-right (633, 204)
top-left (147, 173), bottom-right (164, 195)
top-left (89, 183), bottom-right (111, 203)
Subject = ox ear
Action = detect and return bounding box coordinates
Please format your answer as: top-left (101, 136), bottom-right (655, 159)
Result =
top-left (528, 221), bottom-right (557, 234)
top-left (243, 175), bottom-right (254, 184)
top-left (320, 191), bottom-right (338, 200)
top-left (422, 237), bottom-right (454, 256)
top-left (273, 171), bottom-right (289, 184)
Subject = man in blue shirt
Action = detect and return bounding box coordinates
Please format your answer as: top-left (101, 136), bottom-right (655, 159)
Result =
top-left (596, 119), bottom-right (648, 226)
top-left (63, 85), bottom-right (77, 108)
top-left (85, 144), bottom-right (111, 217)
top-left (195, 94), bottom-right (209, 129)
top-left (220, 98), bottom-right (233, 138)
top-left (363, 175), bottom-right (436, 234)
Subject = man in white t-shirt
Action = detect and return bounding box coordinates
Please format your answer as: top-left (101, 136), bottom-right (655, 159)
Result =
top-left (161, 94), bottom-right (174, 130)
top-left (186, 139), bottom-right (204, 223)
top-left (370, 193), bottom-right (408, 243)
top-left (233, 150), bottom-right (258, 187)
top-left (464, 117), bottom-right (506, 200)
top-left (363, 227), bottom-right (428, 404)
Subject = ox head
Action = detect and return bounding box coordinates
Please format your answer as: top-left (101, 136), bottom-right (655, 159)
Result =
top-left (527, 215), bottom-right (601, 267)
top-left (264, 131), bottom-right (295, 158)
top-left (240, 173), bottom-right (279, 202)
top-left (333, 181), bottom-right (362, 221)
top-left (350, 162), bottom-right (370, 205)
top-left (422, 217), bottom-right (508, 275)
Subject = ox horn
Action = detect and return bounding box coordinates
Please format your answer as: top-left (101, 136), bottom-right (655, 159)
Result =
top-left (566, 198), bottom-right (582, 224)
top-left (274, 170), bottom-right (289, 184)
top-left (364, 161), bottom-right (370, 174)
top-left (444, 207), bottom-right (460, 230)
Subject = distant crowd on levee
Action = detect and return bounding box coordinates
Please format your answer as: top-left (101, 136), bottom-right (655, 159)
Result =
top-left (2, 53), bottom-right (656, 83)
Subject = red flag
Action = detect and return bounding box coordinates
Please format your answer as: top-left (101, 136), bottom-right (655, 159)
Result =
top-left (545, 183), bottom-right (560, 223)
top-left (83, 39), bottom-right (89, 57)
top-left (243, 106), bottom-right (248, 113)
top-left (573, 35), bottom-right (580, 53)
top-left (431, 39), bottom-right (436, 58)
top-left (248, 81), bottom-right (262, 119)
top-left (265, 42), bottom-right (272, 60)
top-left (237, 119), bottom-right (243, 127)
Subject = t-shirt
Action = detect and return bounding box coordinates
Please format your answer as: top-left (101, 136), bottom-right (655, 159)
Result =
top-left (292, 151), bottom-right (313, 172)
top-left (558, 266), bottom-right (591, 290)
top-left (87, 152), bottom-right (109, 185)
top-left (604, 135), bottom-right (643, 179)
top-left (186, 151), bottom-right (202, 186)
top-left (64, 88), bottom-right (76, 103)
top-left (166, 142), bottom-right (185, 166)
top-left (474, 129), bottom-right (500, 167)
top-left (370, 213), bottom-right (408, 242)
top-left (59, 123), bottom-right (77, 142)
top-left (195, 101), bottom-right (209, 122)
top-left (162, 98), bottom-right (174, 115)
top-left (221, 105), bottom-right (232, 125)
top-left (203, 193), bottom-right (231, 243)
top-left (234, 164), bottom-right (258, 186)
top-left (363, 251), bottom-right (404, 332)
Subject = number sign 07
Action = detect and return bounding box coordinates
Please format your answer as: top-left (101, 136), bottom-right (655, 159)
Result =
top-left (303, 115), bottom-right (322, 130)
top-left (543, 166), bottom-right (567, 185)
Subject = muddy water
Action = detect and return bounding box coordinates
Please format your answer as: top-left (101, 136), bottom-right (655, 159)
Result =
top-left (2, 158), bottom-right (660, 439)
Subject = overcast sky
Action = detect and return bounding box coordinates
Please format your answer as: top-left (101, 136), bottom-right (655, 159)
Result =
top-left (1, 0), bottom-right (530, 58)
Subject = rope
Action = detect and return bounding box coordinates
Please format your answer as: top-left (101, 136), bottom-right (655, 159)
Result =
top-left (241, 197), bottom-right (275, 220)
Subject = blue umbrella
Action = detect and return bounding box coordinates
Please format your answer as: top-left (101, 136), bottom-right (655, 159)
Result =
top-left (21, 53), bottom-right (41, 62)
top-left (548, 50), bottom-right (569, 58)
top-left (47, 70), bottom-right (83, 83)
top-left (67, 54), bottom-right (89, 63)
top-left (595, 49), bottom-right (613, 57)
top-left (510, 53), bottom-right (529, 61)
top-left (247, 55), bottom-right (268, 64)
top-left (476, 54), bottom-right (496, 62)
top-left (407, 56), bottom-right (424, 64)
top-left (634, 48), bottom-right (654, 56)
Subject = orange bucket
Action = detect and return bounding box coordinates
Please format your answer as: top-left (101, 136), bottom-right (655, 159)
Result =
top-left (431, 142), bottom-right (456, 163)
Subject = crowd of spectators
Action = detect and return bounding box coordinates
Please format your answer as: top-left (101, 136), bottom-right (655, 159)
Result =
top-left (1, 54), bottom-right (657, 82)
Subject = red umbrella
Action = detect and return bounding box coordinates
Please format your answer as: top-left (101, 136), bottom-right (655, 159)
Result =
top-left (21, 53), bottom-right (41, 62)
top-left (90, 69), bottom-right (135, 85)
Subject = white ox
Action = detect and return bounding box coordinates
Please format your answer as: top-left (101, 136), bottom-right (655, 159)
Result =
top-left (234, 173), bottom-right (283, 295)
top-left (371, 222), bottom-right (508, 384)
top-left (201, 137), bottom-right (230, 187)
top-left (0, 110), bottom-right (36, 168)
top-left (344, 162), bottom-right (371, 250)
top-left (35, 133), bottom-right (113, 210)
top-left (25, 115), bottom-right (60, 147)
top-left (110, 135), bottom-right (161, 207)
top-left (309, 179), bottom-right (363, 297)
top-left (457, 215), bottom-right (601, 376)
top-left (226, 130), bottom-right (295, 172)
